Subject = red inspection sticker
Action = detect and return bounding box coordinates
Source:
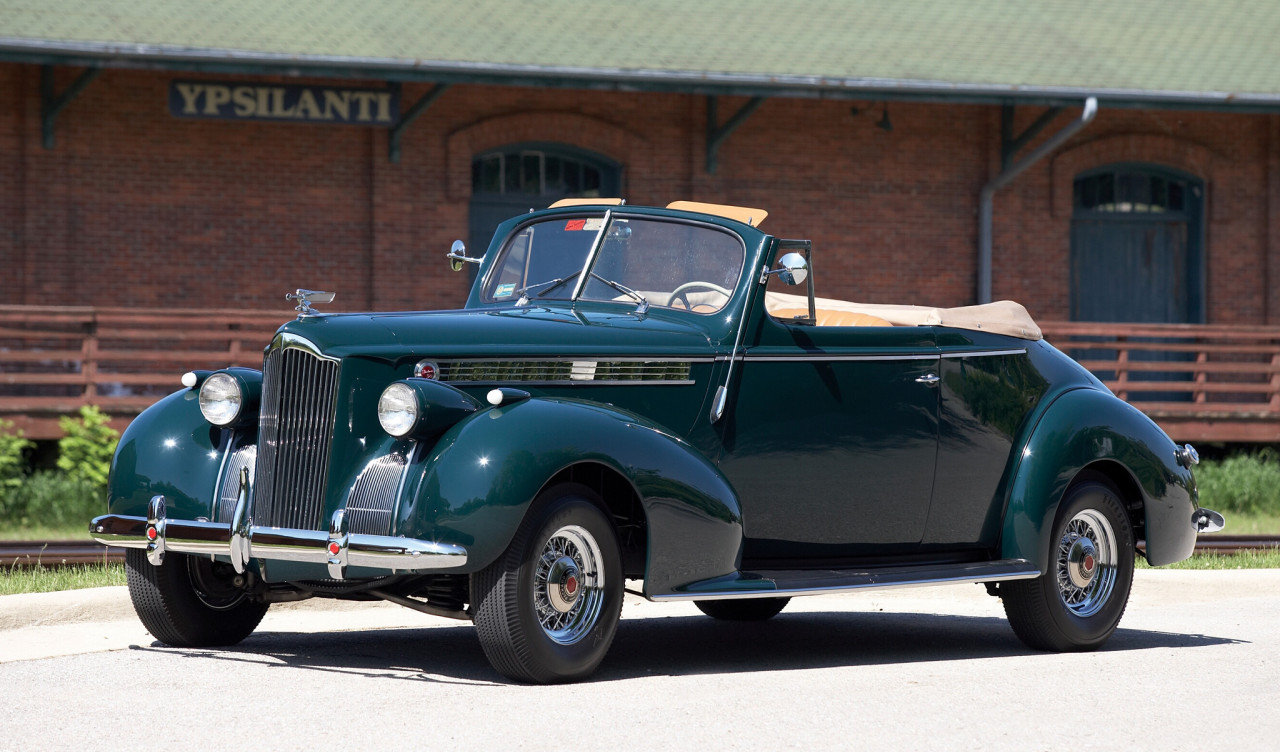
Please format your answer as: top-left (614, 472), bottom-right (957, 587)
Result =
top-left (565, 219), bottom-right (587, 231)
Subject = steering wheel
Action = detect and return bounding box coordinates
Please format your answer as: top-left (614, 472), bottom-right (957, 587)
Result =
top-left (669, 281), bottom-right (733, 312)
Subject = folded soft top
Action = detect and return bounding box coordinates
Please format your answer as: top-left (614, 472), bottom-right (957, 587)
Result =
top-left (765, 292), bottom-right (1043, 341)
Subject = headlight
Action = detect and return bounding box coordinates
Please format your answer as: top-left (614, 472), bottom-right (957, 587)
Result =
top-left (199, 372), bottom-right (243, 426)
top-left (378, 382), bottom-right (419, 437)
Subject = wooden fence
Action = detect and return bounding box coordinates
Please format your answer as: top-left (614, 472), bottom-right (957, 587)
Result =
top-left (3, 306), bottom-right (1280, 441)
top-left (0, 306), bottom-right (289, 438)
top-left (1038, 320), bottom-right (1280, 442)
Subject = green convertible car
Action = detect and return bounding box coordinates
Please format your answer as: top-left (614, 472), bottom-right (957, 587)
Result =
top-left (92, 199), bottom-right (1224, 683)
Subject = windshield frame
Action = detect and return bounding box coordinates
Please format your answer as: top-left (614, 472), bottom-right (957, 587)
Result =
top-left (478, 210), bottom-right (749, 315)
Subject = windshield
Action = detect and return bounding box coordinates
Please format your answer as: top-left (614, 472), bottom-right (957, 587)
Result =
top-left (482, 214), bottom-right (746, 314)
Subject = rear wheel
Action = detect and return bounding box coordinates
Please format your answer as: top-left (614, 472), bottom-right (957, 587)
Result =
top-left (695, 597), bottom-right (790, 621)
top-left (471, 484), bottom-right (623, 683)
top-left (125, 548), bottom-right (268, 647)
top-left (1001, 476), bottom-right (1135, 651)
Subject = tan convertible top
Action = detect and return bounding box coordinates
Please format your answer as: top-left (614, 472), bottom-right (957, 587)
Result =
top-left (765, 292), bottom-right (1043, 340)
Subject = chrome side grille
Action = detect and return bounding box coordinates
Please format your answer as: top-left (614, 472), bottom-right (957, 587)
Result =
top-left (346, 453), bottom-right (409, 535)
top-left (437, 359), bottom-right (694, 385)
top-left (253, 340), bottom-right (340, 530)
top-left (214, 444), bottom-right (257, 524)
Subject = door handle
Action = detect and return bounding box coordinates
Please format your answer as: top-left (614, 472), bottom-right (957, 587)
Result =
top-left (915, 373), bottom-right (940, 385)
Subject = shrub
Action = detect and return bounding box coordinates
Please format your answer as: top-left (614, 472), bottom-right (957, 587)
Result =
top-left (0, 418), bottom-right (33, 494)
top-left (5, 471), bottom-right (104, 529)
top-left (1193, 449), bottom-right (1280, 516)
top-left (57, 406), bottom-right (119, 489)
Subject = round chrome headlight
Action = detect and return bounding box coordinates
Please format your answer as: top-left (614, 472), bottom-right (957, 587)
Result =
top-left (199, 372), bottom-right (243, 426)
top-left (378, 382), bottom-right (419, 437)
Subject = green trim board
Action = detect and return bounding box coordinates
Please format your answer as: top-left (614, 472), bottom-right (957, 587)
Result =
top-left (3, 0), bottom-right (1280, 110)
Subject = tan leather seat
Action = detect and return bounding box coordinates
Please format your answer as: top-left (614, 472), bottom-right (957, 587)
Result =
top-left (769, 308), bottom-right (893, 327)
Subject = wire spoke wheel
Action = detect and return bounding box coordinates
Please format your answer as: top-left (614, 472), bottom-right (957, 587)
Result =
top-left (1054, 510), bottom-right (1118, 617)
top-left (1000, 475), bottom-right (1134, 652)
top-left (532, 525), bottom-right (606, 645)
top-left (472, 485), bottom-right (623, 683)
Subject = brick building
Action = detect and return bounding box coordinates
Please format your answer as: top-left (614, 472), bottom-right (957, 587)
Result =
top-left (3, 1), bottom-right (1280, 440)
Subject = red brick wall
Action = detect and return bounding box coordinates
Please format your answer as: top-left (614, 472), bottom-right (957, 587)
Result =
top-left (3, 63), bottom-right (1277, 325)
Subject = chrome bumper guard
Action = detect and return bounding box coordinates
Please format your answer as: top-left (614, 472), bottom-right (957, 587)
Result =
top-left (89, 469), bottom-right (467, 579)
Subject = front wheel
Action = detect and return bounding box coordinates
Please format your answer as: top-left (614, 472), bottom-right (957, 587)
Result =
top-left (471, 485), bottom-right (623, 683)
top-left (125, 548), bottom-right (268, 647)
top-left (1001, 476), bottom-right (1135, 651)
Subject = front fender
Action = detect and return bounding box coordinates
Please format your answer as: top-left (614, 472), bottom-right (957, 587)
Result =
top-left (399, 397), bottom-right (743, 593)
top-left (1001, 387), bottom-right (1198, 569)
top-left (106, 388), bottom-right (229, 520)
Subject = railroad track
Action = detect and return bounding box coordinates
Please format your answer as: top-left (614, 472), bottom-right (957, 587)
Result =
top-left (3, 536), bottom-right (1278, 569)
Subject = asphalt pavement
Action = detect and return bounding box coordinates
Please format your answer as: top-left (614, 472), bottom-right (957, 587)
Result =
top-left (1, 569), bottom-right (1276, 751)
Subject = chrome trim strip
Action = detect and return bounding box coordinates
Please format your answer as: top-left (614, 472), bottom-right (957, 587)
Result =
top-left (731, 347), bottom-right (1026, 363)
top-left (90, 508), bottom-right (468, 575)
top-left (743, 353), bottom-right (939, 362)
top-left (436, 356), bottom-right (716, 363)
top-left (389, 442), bottom-right (418, 534)
top-left (650, 561), bottom-right (1041, 601)
top-left (940, 348), bottom-right (1027, 359)
top-left (569, 208), bottom-right (612, 301)
top-left (272, 331), bottom-right (340, 362)
top-left (446, 378), bottom-right (696, 386)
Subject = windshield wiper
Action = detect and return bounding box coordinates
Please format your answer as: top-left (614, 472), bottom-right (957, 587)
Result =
top-left (590, 273), bottom-right (649, 314)
top-left (516, 271), bottom-right (582, 306)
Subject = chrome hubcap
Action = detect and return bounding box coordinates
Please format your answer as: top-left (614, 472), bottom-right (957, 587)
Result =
top-left (545, 555), bottom-right (582, 613)
top-left (1055, 509), bottom-right (1117, 617)
top-left (533, 525), bottom-right (604, 645)
top-left (1066, 537), bottom-right (1099, 589)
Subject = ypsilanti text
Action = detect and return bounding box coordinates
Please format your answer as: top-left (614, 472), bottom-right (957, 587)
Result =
top-left (169, 81), bottom-right (399, 125)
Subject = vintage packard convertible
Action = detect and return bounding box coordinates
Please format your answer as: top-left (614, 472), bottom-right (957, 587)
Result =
top-left (92, 200), bottom-right (1224, 682)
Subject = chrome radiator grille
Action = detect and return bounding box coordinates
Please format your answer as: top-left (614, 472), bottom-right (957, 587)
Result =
top-left (252, 341), bottom-right (340, 530)
top-left (215, 444), bottom-right (257, 524)
top-left (346, 453), bottom-right (408, 535)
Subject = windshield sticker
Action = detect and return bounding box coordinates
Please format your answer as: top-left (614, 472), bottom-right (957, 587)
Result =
top-left (565, 218), bottom-right (604, 232)
top-left (494, 283), bottom-right (516, 298)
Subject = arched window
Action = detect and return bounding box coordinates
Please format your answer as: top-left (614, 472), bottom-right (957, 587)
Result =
top-left (468, 144), bottom-right (621, 264)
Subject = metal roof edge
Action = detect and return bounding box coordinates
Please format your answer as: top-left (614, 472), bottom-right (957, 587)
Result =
top-left (4, 36), bottom-right (1280, 112)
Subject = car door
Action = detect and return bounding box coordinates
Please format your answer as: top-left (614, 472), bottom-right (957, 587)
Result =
top-left (715, 315), bottom-right (941, 564)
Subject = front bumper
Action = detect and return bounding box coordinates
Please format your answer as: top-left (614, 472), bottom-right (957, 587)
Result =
top-left (90, 469), bottom-right (467, 579)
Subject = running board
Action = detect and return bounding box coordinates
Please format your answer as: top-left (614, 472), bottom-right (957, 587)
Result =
top-left (651, 559), bottom-right (1040, 601)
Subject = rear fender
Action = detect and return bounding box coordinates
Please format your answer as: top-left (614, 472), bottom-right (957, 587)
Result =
top-left (1002, 388), bottom-right (1198, 569)
top-left (400, 397), bottom-right (743, 593)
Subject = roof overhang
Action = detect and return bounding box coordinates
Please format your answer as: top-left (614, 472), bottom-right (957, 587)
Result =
top-left (5, 37), bottom-right (1280, 114)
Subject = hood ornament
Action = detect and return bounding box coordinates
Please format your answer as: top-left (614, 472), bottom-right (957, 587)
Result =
top-left (286, 289), bottom-right (335, 318)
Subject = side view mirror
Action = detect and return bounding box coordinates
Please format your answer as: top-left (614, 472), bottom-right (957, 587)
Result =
top-left (764, 252), bottom-right (809, 286)
top-left (447, 240), bottom-right (484, 272)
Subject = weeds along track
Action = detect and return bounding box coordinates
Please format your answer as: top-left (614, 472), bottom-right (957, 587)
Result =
top-left (3, 537), bottom-right (1278, 569)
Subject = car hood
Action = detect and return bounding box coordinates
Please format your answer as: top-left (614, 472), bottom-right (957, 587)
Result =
top-left (275, 306), bottom-right (719, 361)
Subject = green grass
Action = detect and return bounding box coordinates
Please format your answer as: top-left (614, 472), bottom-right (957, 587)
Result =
top-left (1196, 451), bottom-right (1280, 515)
top-left (0, 521), bottom-right (93, 539)
top-left (1200, 510), bottom-right (1280, 535)
top-left (0, 562), bottom-right (125, 595)
top-left (1140, 549), bottom-right (1280, 569)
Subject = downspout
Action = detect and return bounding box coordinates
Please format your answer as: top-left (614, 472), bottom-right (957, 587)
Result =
top-left (978, 97), bottom-right (1097, 303)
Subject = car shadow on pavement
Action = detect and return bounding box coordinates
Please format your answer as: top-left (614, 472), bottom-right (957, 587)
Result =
top-left (127, 608), bottom-right (1243, 685)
